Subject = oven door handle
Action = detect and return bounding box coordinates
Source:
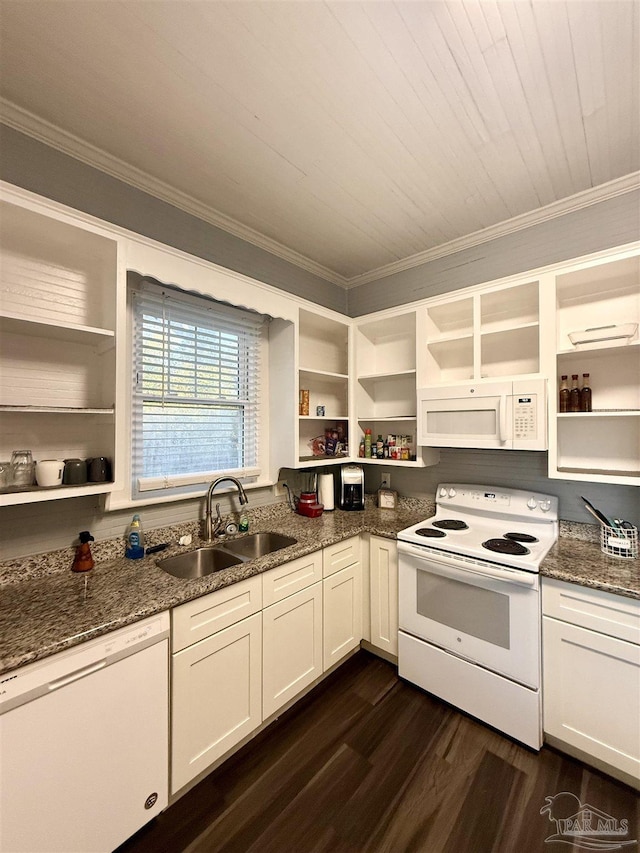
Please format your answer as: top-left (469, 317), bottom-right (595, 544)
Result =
top-left (398, 542), bottom-right (538, 588)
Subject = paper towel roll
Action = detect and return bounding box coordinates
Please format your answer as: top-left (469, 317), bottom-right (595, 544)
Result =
top-left (319, 473), bottom-right (335, 511)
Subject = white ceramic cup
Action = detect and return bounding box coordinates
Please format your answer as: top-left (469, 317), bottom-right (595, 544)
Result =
top-left (35, 459), bottom-right (64, 488)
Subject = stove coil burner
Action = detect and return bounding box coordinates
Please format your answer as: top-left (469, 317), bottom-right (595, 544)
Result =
top-left (432, 519), bottom-right (469, 531)
top-left (482, 538), bottom-right (530, 556)
top-left (505, 532), bottom-right (539, 543)
top-left (415, 528), bottom-right (447, 538)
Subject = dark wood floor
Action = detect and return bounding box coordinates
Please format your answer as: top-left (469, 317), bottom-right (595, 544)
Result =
top-left (118, 651), bottom-right (639, 853)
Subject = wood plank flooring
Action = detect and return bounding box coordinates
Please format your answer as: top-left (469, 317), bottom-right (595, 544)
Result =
top-left (117, 652), bottom-right (639, 853)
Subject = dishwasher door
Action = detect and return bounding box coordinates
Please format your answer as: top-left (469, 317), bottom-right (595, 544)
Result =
top-left (0, 613), bottom-right (169, 853)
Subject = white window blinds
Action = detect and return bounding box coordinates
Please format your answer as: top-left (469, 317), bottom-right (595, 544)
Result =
top-left (132, 279), bottom-right (263, 495)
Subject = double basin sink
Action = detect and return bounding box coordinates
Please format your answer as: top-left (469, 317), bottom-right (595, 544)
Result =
top-left (158, 532), bottom-right (297, 579)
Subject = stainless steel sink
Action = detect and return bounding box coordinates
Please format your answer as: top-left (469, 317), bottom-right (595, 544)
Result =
top-left (219, 532), bottom-right (297, 560)
top-left (157, 547), bottom-right (244, 579)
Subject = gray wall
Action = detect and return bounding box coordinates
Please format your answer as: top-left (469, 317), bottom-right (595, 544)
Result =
top-left (363, 451), bottom-right (640, 529)
top-left (348, 189), bottom-right (640, 315)
top-left (0, 124), bottom-right (347, 314)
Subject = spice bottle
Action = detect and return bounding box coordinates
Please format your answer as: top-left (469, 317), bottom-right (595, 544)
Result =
top-left (569, 374), bottom-right (581, 412)
top-left (558, 375), bottom-right (569, 413)
top-left (580, 373), bottom-right (592, 412)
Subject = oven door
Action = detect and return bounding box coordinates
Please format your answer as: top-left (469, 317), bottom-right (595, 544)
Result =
top-left (398, 541), bottom-right (540, 688)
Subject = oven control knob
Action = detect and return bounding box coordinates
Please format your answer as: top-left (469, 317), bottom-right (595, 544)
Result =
top-left (448, 488), bottom-right (456, 498)
top-left (539, 500), bottom-right (551, 512)
top-left (439, 487), bottom-right (448, 498)
top-left (527, 497), bottom-right (538, 510)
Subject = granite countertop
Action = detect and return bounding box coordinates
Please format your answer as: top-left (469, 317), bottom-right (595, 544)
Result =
top-left (0, 498), bottom-right (433, 676)
top-left (1, 499), bottom-right (638, 677)
top-left (540, 536), bottom-right (640, 600)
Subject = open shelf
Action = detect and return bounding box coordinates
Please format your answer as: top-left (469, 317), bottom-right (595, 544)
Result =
top-left (355, 312), bottom-right (416, 375)
top-left (556, 255), bottom-right (639, 353)
top-left (426, 297), bottom-right (473, 339)
top-left (0, 405), bottom-right (114, 414)
top-left (0, 481), bottom-right (114, 507)
top-left (0, 313), bottom-right (115, 345)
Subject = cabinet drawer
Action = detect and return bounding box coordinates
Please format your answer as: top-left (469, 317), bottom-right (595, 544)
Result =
top-left (323, 536), bottom-right (361, 577)
top-left (542, 578), bottom-right (640, 644)
top-left (172, 576), bottom-right (262, 652)
top-left (262, 551), bottom-right (323, 607)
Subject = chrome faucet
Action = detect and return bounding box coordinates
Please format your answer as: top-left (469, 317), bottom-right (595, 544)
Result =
top-left (204, 476), bottom-right (249, 542)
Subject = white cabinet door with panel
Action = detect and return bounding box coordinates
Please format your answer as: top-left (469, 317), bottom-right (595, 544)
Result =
top-left (323, 562), bottom-right (362, 670)
top-left (369, 536), bottom-right (398, 656)
top-left (542, 578), bottom-right (640, 786)
top-left (171, 576), bottom-right (263, 794)
top-left (262, 581), bottom-right (323, 719)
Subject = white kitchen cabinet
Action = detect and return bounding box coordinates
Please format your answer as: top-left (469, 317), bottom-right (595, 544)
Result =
top-left (323, 542), bottom-right (362, 670)
top-left (0, 184), bottom-right (121, 505)
top-left (549, 247), bottom-right (640, 486)
top-left (369, 535), bottom-right (398, 657)
top-left (262, 581), bottom-right (323, 719)
top-left (542, 578), bottom-right (640, 787)
top-left (354, 310), bottom-right (439, 468)
top-left (296, 307), bottom-right (350, 467)
top-left (171, 578), bottom-right (263, 794)
top-left (422, 279), bottom-right (541, 384)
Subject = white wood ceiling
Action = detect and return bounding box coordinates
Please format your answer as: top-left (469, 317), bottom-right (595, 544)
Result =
top-left (0, 0), bottom-right (638, 284)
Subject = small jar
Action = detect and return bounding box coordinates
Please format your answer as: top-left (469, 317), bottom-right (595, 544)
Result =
top-left (11, 450), bottom-right (34, 488)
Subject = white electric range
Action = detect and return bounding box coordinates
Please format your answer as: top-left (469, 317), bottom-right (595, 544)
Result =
top-left (397, 483), bottom-right (558, 749)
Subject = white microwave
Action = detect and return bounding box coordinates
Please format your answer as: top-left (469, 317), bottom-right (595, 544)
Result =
top-left (417, 379), bottom-right (547, 450)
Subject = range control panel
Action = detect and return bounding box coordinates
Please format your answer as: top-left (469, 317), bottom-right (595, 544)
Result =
top-left (436, 484), bottom-right (558, 520)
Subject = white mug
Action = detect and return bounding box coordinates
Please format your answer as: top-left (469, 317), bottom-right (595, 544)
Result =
top-left (36, 460), bottom-right (64, 488)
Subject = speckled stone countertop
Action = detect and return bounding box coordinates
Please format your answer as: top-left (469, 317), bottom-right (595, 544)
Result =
top-left (2, 499), bottom-right (638, 677)
top-left (0, 498), bottom-right (433, 676)
top-left (540, 533), bottom-right (640, 601)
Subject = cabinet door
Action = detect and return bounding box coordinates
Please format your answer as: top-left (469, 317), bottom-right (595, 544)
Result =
top-left (369, 536), bottom-right (398, 655)
top-left (543, 615), bottom-right (640, 781)
top-left (263, 582), bottom-right (323, 719)
top-left (323, 562), bottom-right (362, 670)
top-left (171, 612), bottom-right (262, 794)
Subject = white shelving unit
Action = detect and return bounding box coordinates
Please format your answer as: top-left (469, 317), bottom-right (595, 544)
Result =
top-left (354, 311), bottom-right (438, 468)
top-left (0, 190), bottom-right (119, 505)
top-left (422, 280), bottom-right (541, 383)
top-left (296, 308), bottom-right (350, 467)
top-left (549, 250), bottom-right (640, 485)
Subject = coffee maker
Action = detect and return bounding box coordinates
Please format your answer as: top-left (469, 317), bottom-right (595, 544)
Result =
top-left (339, 464), bottom-right (365, 511)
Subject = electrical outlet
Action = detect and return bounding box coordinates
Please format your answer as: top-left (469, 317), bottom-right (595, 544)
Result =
top-left (381, 471), bottom-right (391, 490)
top-left (274, 480), bottom-right (287, 496)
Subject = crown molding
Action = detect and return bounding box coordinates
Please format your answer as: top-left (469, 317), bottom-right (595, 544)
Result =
top-left (2, 98), bottom-right (638, 293)
top-left (344, 171), bottom-right (640, 288)
top-left (0, 98), bottom-right (348, 287)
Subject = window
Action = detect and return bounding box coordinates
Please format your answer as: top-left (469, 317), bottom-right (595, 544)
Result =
top-left (131, 278), bottom-right (264, 497)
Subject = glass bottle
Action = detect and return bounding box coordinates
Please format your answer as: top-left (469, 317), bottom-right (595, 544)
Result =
top-left (569, 374), bottom-right (581, 413)
top-left (558, 375), bottom-right (569, 413)
top-left (364, 429), bottom-right (372, 458)
top-left (580, 373), bottom-right (592, 412)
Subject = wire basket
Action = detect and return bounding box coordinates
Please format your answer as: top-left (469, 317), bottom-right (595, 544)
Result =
top-left (600, 524), bottom-right (638, 559)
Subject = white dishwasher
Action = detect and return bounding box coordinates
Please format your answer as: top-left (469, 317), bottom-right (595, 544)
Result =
top-left (0, 612), bottom-right (169, 853)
